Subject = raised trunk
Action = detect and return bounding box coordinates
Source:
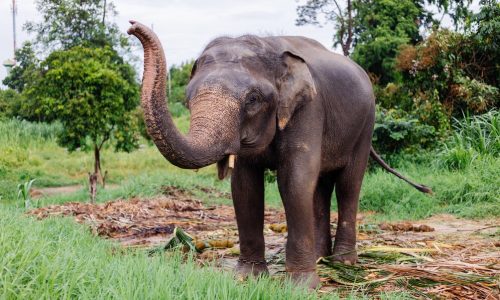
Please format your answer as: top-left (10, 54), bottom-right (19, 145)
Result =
top-left (128, 21), bottom-right (239, 169)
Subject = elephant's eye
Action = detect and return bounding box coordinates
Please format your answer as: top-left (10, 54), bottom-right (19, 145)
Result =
top-left (246, 91), bottom-right (261, 106)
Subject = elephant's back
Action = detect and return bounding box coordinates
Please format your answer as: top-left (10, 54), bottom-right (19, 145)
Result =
top-left (269, 36), bottom-right (376, 169)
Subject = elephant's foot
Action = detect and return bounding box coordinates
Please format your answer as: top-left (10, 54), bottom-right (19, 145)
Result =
top-left (331, 245), bottom-right (358, 265)
top-left (315, 244), bottom-right (333, 260)
top-left (234, 258), bottom-right (269, 280)
top-left (288, 270), bottom-right (321, 289)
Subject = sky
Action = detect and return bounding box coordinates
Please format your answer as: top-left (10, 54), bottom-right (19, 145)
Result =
top-left (0, 0), bottom-right (336, 84)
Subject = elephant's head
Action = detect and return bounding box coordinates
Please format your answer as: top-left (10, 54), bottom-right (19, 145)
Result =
top-left (128, 21), bottom-right (316, 178)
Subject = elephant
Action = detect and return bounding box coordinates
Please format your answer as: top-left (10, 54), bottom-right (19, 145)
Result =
top-left (127, 21), bottom-right (431, 288)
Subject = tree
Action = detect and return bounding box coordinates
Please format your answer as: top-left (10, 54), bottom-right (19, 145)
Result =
top-left (2, 42), bottom-right (39, 93)
top-left (24, 0), bottom-right (127, 51)
top-left (352, 0), bottom-right (423, 84)
top-left (0, 89), bottom-right (23, 119)
top-left (395, 1), bottom-right (499, 119)
top-left (296, 0), bottom-right (355, 56)
top-left (169, 61), bottom-right (195, 107)
top-left (295, 0), bottom-right (472, 58)
top-left (2, 0), bottom-right (138, 123)
top-left (467, 0), bottom-right (499, 86)
top-left (27, 46), bottom-right (139, 198)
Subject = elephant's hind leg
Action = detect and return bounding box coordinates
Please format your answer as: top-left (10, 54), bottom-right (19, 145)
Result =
top-left (314, 174), bottom-right (335, 259)
top-left (231, 158), bottom-right (268, 278)
top-left (332, 149), bottom-right (370, 265)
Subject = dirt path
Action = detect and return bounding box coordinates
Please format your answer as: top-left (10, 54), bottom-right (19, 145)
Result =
top-left (30, 184), bottom-right (120, 199)
top-left (28, 186), bottom-right (499, 299)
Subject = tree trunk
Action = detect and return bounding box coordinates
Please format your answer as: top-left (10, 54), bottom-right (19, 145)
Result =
top-left (88, 172), bottom-right (98, 203)
top-left (94, 144), bottom-right (101, 176)
top-left (93, 144), bottom-right (107, 188)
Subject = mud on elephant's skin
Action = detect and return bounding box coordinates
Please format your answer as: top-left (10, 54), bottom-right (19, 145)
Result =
top-left (128, 20), bottom-right (432, 289)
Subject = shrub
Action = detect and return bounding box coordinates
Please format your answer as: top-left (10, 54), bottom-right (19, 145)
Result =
top-left (373, 106), bottom-right (436, 154)
top-left (396, 29), bottom-right (499, 118)
top-left (0, 89), bottom-right (24, 119)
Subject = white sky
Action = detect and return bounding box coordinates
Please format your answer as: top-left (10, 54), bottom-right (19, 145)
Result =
top-left (0, 0), bottom-right (336, 84)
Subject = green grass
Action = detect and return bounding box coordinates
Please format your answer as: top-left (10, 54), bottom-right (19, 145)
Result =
top-left (0, 208), bottom-right (319, 299)
top-left (361, 156), bottom-right (500, 220)
top-left (438, 110), bottom-right (499, 170)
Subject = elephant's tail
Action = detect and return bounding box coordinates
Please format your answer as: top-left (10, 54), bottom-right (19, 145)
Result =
top-left (370, 146), bottom-right (433, 194)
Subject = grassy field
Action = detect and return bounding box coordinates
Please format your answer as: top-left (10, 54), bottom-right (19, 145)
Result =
top-left (0, 115), bottom-right (498, 299)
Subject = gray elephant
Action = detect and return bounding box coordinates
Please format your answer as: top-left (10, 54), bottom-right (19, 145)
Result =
top-left (128, 21), bottom-right (431, 288)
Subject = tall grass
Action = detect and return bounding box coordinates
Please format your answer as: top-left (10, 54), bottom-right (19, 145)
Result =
top-left (439, 110), bottom-right (499, 170)
top-left (361, 157), bottom-right (499, 220)
top-left (0, 118), bottom-right (62, 149)
top-left (452, 110), bottom-right (499, 155)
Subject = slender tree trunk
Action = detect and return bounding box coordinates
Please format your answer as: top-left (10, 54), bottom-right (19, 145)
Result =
top-left (346, 0), bottom-right (353, 56)
top-left (102, 0), bottom-right (107, 24)
top-left (94, 144), bottom-right (101, 176)
top-left (94, 144), bottom-right (107, 188)
top-left (89, 172), bottom-right (97, 203)
top-left (88, 144), bottom-right (102, 203)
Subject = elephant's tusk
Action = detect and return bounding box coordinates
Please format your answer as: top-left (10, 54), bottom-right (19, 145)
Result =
top-left (228, 155), bottom-right (236, 169)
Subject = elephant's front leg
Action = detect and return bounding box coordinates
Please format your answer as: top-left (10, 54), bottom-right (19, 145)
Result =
top-left (277, 149), bottom-right (322, 288)
top-left (231, 158), bottom-right (268, 278)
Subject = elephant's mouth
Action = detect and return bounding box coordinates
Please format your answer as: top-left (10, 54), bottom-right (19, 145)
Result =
top-left (217, 154), bottom-right (236, 180)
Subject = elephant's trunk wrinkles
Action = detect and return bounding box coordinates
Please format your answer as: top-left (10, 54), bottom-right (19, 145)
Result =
top-left (128, 21), bottom-right (239, 169)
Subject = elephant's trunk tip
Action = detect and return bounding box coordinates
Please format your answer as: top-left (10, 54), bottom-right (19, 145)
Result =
top-left (127, 20), bottom-right (139, 35)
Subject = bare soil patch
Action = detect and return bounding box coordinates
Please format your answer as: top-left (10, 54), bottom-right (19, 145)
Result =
top-left (30, 184), bottom-right (120, 199)
top-left (28, 186), bottom-right (499, 299)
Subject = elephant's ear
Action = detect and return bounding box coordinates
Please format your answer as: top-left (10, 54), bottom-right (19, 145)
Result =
top-left (276, 51), bottom-right (317, 130)
top-left (189, 59), bottom-right (198, 79)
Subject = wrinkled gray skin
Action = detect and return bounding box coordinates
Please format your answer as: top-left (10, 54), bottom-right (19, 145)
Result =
top-left (128, 21), bottom-right (431, 289)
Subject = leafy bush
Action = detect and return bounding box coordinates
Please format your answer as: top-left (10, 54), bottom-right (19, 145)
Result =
top-left (373, 106), bottom-right (436, 154)
top-left (396, 29), bottom-right (499, 118)
top-left (0, 89), bottom-right (24, 119)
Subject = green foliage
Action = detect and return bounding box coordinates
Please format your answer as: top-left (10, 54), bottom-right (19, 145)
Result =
top-left (439, 110), bottom-right (499, 169)
top-left (0, 119), bottom-right (61, 148)
top-left (17, 179), bottom-right (36, 209)
top-left (453, 110), bottom-right (500, 156)
top-left (397, 29), bottom-right (499, 119)
top-left (24, 0), bottom-right (127, 51)
top-left (0, 209), bottom-right (316, 299)
top-left (0, 89), bottom-right (24, 119)
top-left (27, 46), bottom-right (139, 155)
top-left (361, 157), bottom-right (500, 220)
top-left (169, 61), bottom-right (194, 107)
top-left (352, 0), bottom-right (422, 84)
top-left (373, 106), bottom-right (436, 154)
top-left (0, 117), bottom-right (192, 204)
top-left (2, 42), bottom-right (40, 94)
top-left (469, 0), bottom-right (500, 57)
top-left (296, 0), bottom-right (356, 56)
top-left (295, 0), bottom-right (472, 57)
